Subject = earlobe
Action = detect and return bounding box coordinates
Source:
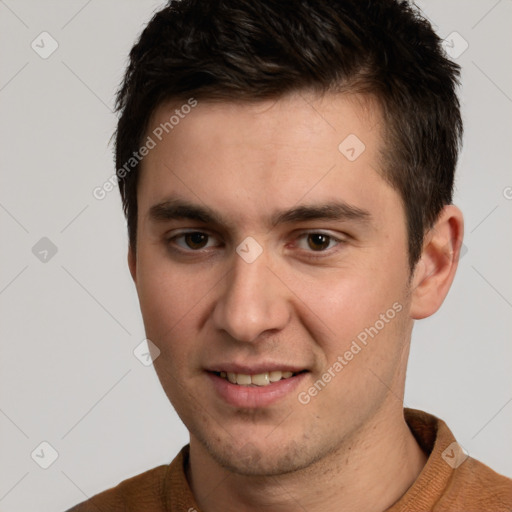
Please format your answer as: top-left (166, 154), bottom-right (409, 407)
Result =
top-left (128, 246), bottom-right (137, 283)
top-left (410, 205), bottom-right (464, 320)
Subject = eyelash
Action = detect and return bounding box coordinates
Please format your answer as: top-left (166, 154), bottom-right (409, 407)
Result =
top-left (166, 230), bottom-right (346, 258)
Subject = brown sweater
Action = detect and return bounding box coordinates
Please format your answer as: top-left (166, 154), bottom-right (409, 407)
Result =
top-left (66, 409), bottom-right (512, 511)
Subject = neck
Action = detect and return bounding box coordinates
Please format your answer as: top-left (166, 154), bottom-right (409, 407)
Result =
top-left (187, 406), bottom-right (427, 512)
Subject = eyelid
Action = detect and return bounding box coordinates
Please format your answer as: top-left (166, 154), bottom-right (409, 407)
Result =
top-left (295, 229), bottom-right (346, 242)
top-left (292, 230), bottom-right (347, 254)
top-left (164, 228), bottom-right (347, 257)
top-left (166, 229), bottom-right (222, 251)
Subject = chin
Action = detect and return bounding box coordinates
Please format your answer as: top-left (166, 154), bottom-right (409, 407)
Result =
top-left (201, 434), bottom-right (323, 477)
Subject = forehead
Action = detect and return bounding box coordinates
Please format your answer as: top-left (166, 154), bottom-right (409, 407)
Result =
top-left (138, 91), bottom-right (400, 229)
top-left (146, 91), bottom-right (380, 159)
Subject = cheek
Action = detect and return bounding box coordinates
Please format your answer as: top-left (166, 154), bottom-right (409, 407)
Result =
top-left (135, 252), bottom-right (202, 343)
top-left (297, 272), bottom-right (383, 326)
top-left (294, 275), bottom-right (410, 413)
top-left (293, 265), bottom-right (408, 355)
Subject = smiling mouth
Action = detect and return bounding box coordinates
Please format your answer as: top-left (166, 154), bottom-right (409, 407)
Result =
top-left (212, 370), bottom-right (307, 387)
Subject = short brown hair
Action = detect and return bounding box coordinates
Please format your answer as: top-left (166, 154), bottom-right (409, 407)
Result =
top-left (115, 0), bottom-right (463, 269)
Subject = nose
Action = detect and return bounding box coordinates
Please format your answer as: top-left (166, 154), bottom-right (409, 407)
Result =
top-left (211, 249), bottom-right (291, 343)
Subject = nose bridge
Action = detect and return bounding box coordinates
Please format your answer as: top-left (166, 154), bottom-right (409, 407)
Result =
top-left (212, 248), bottom-right (289, 342)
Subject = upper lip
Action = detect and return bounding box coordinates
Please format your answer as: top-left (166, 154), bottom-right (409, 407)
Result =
top-left (205, 363), bottom-right (308, 374)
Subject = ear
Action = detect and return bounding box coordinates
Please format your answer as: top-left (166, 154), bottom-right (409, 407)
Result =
top-left (410, 205), bottom-right (464, 320)
top-left (128, 245), bottom-right (137, 283)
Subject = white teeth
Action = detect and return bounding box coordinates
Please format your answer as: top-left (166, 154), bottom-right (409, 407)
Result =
top-left (236, 374), bottom-right (252, 385)
top-left (251, 373), bottom-right (270, 386)
top-left (218, 370), bottom-right (297, 386)
top-left (269, 371), bottom-right (282, 382)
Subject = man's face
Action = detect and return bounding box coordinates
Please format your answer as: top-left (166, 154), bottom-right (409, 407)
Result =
top-left (131, 92), bottom-right (415, 476)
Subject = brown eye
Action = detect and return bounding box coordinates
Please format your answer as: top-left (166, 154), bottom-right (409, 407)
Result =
top-left (184, 232), bottom-right (209, 249)
top-left (307, 233), bottom-right (332, 251)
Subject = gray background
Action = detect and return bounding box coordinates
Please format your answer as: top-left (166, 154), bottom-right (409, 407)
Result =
top-left (0, 1), bottom-right (511, 510)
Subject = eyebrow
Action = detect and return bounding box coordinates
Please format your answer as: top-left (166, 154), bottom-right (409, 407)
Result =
top-left (148, 198), bottom-right (372, 228)
top-left (270, 202), bottom-right (371, 227)
top-left (149, 199), bottom-right (223, 225)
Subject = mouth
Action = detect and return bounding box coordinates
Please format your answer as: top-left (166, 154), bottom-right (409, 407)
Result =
top-left (211, 370), bottom-right (308, 387)
top-left (206, 369), bottom-right (309, 408)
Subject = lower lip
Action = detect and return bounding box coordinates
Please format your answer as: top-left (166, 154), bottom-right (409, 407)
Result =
top-left (207, 372), bottom-right (308, 408)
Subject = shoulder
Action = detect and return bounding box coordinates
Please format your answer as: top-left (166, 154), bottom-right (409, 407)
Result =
top-left (441, 456), bottom-right (512, 511)
top-left (65, 464), bottom-right (171, 512)
top-left (400, 409), bottom-right (512, 511)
